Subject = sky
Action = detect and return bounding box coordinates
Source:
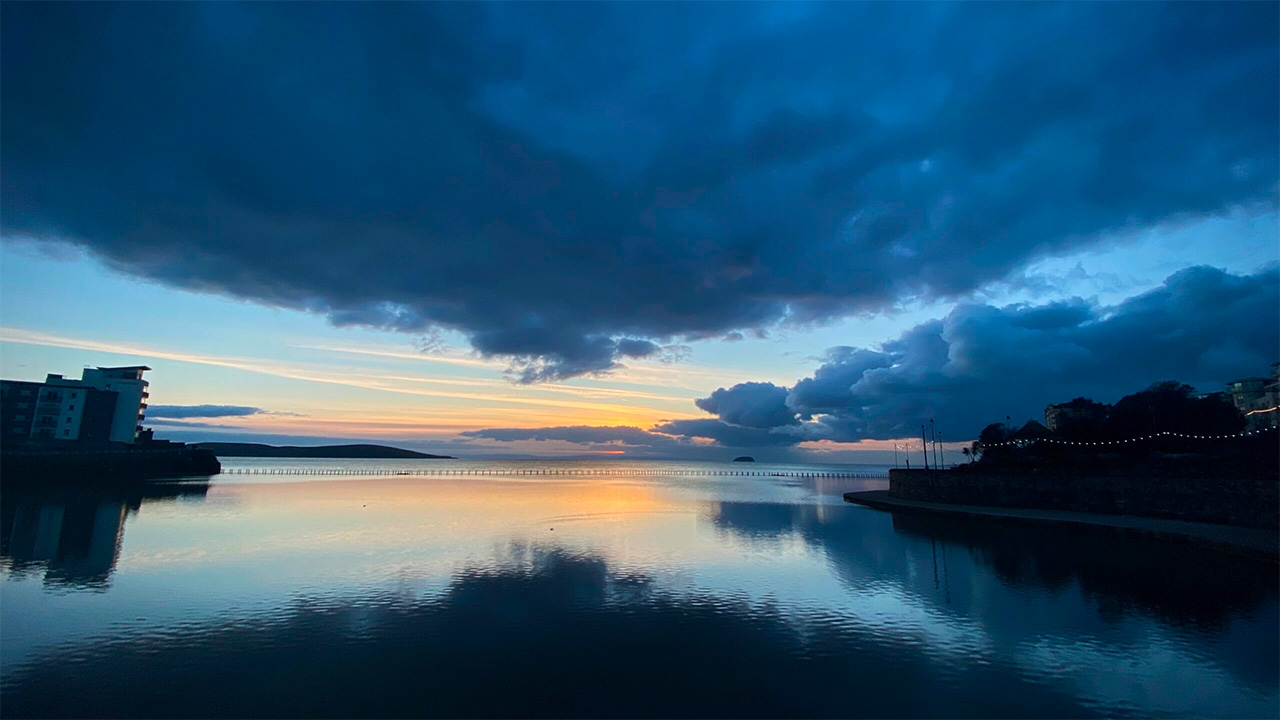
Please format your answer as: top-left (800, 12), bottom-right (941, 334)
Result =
top-left (1, 1), bottom-right (1277, 463)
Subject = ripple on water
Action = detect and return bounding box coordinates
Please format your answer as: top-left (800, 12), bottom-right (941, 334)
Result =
top-left (1, 468), bottom-right (1275, 718)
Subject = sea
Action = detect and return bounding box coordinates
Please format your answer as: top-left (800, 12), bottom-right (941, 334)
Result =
top-left (1, 458), bottom-right (1276, 718)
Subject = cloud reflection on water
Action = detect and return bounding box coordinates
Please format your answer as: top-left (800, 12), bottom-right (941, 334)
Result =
top-left (0, 473), bottom-right (1275, 718)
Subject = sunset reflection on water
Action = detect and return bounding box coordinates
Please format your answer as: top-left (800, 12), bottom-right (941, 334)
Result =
top-left (2, 459), bottom-right (1276, 718)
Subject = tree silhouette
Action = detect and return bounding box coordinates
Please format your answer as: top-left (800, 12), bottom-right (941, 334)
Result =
top-left (1107, 381), bottom-right (1245, 439)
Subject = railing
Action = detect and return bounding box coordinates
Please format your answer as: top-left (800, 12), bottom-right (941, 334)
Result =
top-left (219, 467), bottom-right (890, 479)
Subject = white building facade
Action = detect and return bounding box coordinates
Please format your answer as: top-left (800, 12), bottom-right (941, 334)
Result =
top-left (28, 366), bottom-right (150, 443)
top-left (79, 366), bottom-right (150, 443)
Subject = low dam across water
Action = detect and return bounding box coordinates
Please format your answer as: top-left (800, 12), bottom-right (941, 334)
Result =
top-left (220, 467), bottom-right (889, 479)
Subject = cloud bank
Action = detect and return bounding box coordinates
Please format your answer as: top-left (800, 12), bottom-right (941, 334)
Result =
top-left (462, 425), bottom-right (679, 449)
top-left (146, 405), bottom-right (264, 419)
top-left (693, 266), bottom-right (1280, 443)
top-left (4, 2), bottom-right (1276, 380)
top-left (471, 266), bottom-right (1279, 450)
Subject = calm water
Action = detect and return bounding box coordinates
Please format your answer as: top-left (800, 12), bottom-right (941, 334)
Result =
top-left (1, 459), bottom-right (1276, 718)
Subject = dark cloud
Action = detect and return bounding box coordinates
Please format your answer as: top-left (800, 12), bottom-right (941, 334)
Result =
top-left (615, 339), bottom-right (661, 359)
top-left (465, 420), bottom-right (806, 451)
top-left (463, 266), bottom-right (1279, 451)
top-left (4, 3), bottom-right (1275, 380)
top-left (462, 425), bottom-right (677, 449)
top-left (652, 419), bottom-right (805, 448)
top-left (462, 422), bottom-right (811, 455)
top-left (697, 266), bottom-right (1280, 442)
top-left (145, 419), bottom-right (256, 431)
top-left (146, 405), bottom-right (264, 419)
top-left (694, 382), bottom-right (795, 429)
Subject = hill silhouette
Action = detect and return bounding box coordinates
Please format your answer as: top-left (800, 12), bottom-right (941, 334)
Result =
top-left (193, 443), bottom-right (452, 459)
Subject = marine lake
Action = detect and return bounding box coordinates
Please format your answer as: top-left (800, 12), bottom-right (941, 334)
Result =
top-left (2, 459), bottom-right (1276, 718)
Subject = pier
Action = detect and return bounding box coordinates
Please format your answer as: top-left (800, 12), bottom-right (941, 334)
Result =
top-left (220, 467), bottom-right (889, 479)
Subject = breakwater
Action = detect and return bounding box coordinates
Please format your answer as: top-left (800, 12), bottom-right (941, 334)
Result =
top-left (889, 469), bottom-right (1278, 529)
top-left (221, 467), bottom-right (888, 478)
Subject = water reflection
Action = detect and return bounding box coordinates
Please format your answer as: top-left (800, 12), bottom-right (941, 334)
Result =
top-left (710, 500), bottom-right (1278, 629)
top-left (0, 470), bottom-right (1275, 718)
top-left (1, 546), bottom-right (1100, 718)
top-left (887, 511), bottom-right (1276, 630)
top-left (708, 500), bottom-right (1279, 713)
top-left (0, 483), bottom-right (209, 590)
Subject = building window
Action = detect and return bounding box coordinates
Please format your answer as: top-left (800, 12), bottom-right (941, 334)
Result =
top-left (13, 414), bottom-right (24, 421)
top-left (62, 429), bottom-right (70, 436)
top-left (12, 428), bottom-right (23, 434)
top-left (68, 405), bottom-right (75, 410)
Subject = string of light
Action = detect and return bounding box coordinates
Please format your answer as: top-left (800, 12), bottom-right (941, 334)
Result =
top-left (981, 426), bottom-right (1276, 448)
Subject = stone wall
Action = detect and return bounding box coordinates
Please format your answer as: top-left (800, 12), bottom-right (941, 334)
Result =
top-left (889, 469), bottom-right (1279, 529)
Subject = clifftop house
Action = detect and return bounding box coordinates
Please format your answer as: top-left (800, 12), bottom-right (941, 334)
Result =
top-left (1, 366), bottom-right (150, 445)
top-left (1044, 398), bottom-right (1110, 433)
top-left (1227, 363), bottom-right (1279, 429)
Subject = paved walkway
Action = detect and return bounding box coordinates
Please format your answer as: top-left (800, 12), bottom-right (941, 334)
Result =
top-left (843, 490), bottom-right (1279, 555)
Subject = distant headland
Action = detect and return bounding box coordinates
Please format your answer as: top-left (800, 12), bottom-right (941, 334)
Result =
top-left (193, 443), bottom-right (453, 459)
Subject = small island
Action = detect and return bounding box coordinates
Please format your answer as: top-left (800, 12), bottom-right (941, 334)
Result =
top-left (193, 443), bottom-right (454, 459)
top-left (732, 456), bottom-right (755, 463)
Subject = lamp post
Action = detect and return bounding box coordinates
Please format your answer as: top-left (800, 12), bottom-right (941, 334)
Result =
top-left (921, 425), bottom-right (930, 470)
top-left (930, 418), bottom-right (938, 468)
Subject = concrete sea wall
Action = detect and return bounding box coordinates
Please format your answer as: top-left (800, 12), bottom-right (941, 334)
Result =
top-left (889, 469), bottom-right (1279, 529)
top-left (1, 446), bottom-right (221, 483)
